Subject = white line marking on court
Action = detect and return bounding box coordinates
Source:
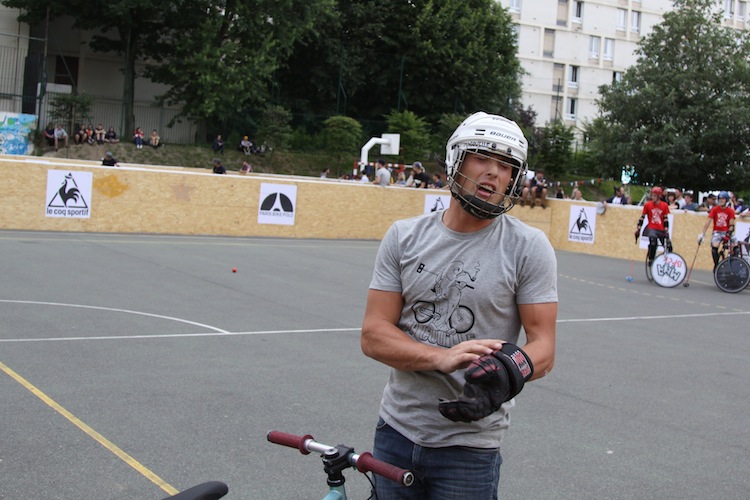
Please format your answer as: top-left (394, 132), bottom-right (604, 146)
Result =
top-left (0, 328), bottom-right (360, 343)
top-left (557, 311), bottom-right (750, 323)
top-left (0, 300), bottom-right (229, 333)
top-left (2, 310), bottom-right (749, 344)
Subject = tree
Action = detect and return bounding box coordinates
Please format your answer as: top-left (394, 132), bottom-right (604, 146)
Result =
top-left (595, 0), bottom-right (750, 191)
top-left (384, 110), bottom-right (431, 163)
top-left (531, 120), bottom-right (575, 179)
top-left (275, 0), bottom-right (522, 127)
top-left (324, 115), bottom-right (363, 170)
top-left (144, 0), bottom-right (334, 134)
top-left (49, 93), bottom-right (93, 138)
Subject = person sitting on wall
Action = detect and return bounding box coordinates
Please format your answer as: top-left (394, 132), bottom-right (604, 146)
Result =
top-left (212, 158), bottom-right (226, 174)
top-left (54, 124), bottom-right (68, 150)
top-left (93, 123), bottom-right (106, 145)
top-left (104, 127), bottom-right (120, 143)
top-left (43, 123), bottom-right (56, 148)
top-left (149, 129), bottom-right (161, 148)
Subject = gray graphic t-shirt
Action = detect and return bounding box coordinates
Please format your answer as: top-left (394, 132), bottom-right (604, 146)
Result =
top-left (369, 210), bottom-right (558, 449)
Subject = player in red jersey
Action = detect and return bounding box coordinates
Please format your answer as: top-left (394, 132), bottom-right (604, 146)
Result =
top-left (699, 191), bottom-right (736, 268)
top-left (635, 186), bottom-right (672, 267)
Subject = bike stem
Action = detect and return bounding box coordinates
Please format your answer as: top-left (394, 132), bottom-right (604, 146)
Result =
top-left (323, 445), bottom-right (356, 488)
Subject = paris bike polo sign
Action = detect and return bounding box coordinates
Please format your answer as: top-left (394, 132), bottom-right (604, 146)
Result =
top-left (258, 183), bottom-right (297, 225)
top-left (45, 170), bottom-right (92, 218)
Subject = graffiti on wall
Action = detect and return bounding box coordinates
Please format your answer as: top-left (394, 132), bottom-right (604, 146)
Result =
top-left (0, 112), bottom-right (38, 155)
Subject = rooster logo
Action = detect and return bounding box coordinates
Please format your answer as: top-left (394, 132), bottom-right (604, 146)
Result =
top-left (574, 212), bottom-right (589, 232)
top-left (58, 173), bottom-right (81, 207)
top-left (570, 208), bottom-right (591, 234)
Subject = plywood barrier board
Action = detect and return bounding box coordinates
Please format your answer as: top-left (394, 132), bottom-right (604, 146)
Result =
top-left (0, 155), bottom-right (718, 270)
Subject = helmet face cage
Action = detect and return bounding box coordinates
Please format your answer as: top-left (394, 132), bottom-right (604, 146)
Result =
top-left (718, 191), bottom-right (729, 201)
top-left (445, 112), bottom-right (528, 219)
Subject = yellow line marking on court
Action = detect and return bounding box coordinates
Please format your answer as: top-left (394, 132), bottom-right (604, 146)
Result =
top-left (0, 360), bottom-right (178, 496)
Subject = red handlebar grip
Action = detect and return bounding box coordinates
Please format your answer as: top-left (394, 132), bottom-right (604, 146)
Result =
top-left (355, 452), bottom-right (414, 487)
top-left (266, 431), bottom-right (313, 455)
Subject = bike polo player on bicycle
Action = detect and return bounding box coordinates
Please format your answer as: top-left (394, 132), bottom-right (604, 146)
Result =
top-left (698, 190), bottom-right (737, 268)
top-left (635, 186), bottom-right (672, 268)
top-left (361, 112), bottom-right (558, 499)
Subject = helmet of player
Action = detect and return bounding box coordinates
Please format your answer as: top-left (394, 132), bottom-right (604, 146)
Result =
top-left (444, 112), bottom-right (528, 219)
top-left (651, 187), bottom-right (663, 198)
top-left (718, 191), bottom-right (730, 201)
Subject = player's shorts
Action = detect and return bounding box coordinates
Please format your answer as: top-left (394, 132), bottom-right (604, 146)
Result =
top-left (711, 230), bottom-right (734, 245)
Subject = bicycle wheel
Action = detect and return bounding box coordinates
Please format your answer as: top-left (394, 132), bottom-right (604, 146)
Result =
top-left (713, 257), bottom-right (750, 293)
top-left (650, 252), bottom-right (687, 288)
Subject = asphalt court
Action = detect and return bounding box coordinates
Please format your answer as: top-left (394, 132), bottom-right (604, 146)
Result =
top-left (1, 229), bottom-right (749, 500)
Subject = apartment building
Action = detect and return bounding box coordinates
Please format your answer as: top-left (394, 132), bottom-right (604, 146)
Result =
top-left (500, 0), bottom-right (750, 133)
top-left (497, 0), bottom-right (676, 132)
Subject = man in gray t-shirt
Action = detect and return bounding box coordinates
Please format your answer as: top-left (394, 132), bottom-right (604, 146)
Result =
top-left (372, 158), bottom-right (392, 187)
top-left (362, 112), bottom-right (558, 499)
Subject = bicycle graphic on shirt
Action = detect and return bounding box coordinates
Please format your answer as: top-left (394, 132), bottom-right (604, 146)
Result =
top-left (411, 260), bottom-right (478, 336)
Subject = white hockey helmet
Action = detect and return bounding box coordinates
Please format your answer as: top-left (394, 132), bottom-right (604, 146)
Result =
top-left (445, 112), bottom-right (528, 219)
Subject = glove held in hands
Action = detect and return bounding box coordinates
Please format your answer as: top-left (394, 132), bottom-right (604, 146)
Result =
top-left (438, 343), bottom-right (534, 423)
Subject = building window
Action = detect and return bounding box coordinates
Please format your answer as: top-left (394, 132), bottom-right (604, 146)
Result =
top-left (557, 0), bottom-right (569, 26)
top-left (631, 11), bottom-right (641, 33)
top-left (569, 65), bottom-right (579, 88)
top-left (54, 56), bottom-right (79, 87)
top-left (589, 36), bottom-right (600, 59)
top-left (566, 98), bottom-right (578, 120)
top-left (553, 63), bottom-right (565, 92)
top-left (616, 8), bottom-right (627, 30)
top-left (603, 38), bottom-right (614, 61)
top-left (544, 28), bottom-right (555, 57)
top-left (573, 1), bottom-right (584, 22)
top-left (613, 71), bottom-right (623, 84)
top-left (724, 0), bottom-right (734, 18)
top-left (510, 0), bottom-right (521, 13)
top-left (739, 1), bottom-right (747, 20)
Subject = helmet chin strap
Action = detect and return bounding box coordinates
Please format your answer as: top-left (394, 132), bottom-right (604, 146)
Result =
top-left (450, 175), bottom-right (509, 220)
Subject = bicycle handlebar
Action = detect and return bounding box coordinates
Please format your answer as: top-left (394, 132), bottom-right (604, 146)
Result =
top-left (267, 430), bottom-right (414, 487)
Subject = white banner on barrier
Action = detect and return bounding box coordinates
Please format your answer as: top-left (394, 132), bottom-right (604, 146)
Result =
top-left (258, 183), bottom-right (297, 225)
top-left (568, 205), bottom-right (597, 244)
top-left (45, 170), bottom-right (92, 219)
top-left (423, 193), bottom-right (451, 214)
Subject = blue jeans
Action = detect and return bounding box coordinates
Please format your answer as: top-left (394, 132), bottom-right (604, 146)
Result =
top-left (372, 418), bottom-right (502, 500)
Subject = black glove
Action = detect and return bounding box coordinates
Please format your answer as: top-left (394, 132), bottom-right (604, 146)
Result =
top-left (439, 343), bottom-right (534, 423)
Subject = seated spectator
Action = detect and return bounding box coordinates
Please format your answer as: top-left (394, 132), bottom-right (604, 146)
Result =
top-left (395, 171), bottom-right (406, 185)
top-left (405, 161), bottom-right (429, 188)
top-left (43, 123), bottom-right (55, 148)
top-left (607, 186), bottom-right (627, 205)
top-left (555, 186), bottom-right (566, 199)
top-left (74, 124), bottom-right (88, 145)
top-left (212, 158), bottom-right (226, 174)
top-left (212, 134), bottom-right (225, 154)
top-left (320, 168), bottom-right (330, 178)
top-left (239, 160), bottom-right (253, 174)
top-left (54, 124), bottom-right (68, 150)
top-left (101, 151), bottom-right (120, 167)
top-left (149, 129), bottom-right (161, 148)
top-left (432, 173), bottom-right (444, 189)
top-left (93, 123), bottom-right (106, 145)
top-left (133, 127), bottom-right (145, 149)
top-left (240, 136), bottom-right (253, 155)
top-left (571, 188), bottom-right (585, 201)
top-left (85, 124), bottom-right (95, 144)
top-left (683, 192), bottom-right (699, 211)
top-left (697, 193), bottom-right (716, 212)
top-left (522, 169), bottom-right (548, 208)
top-left (104, 127), bottom-right (119, 143)
top-left (666, 191), bottom-right (679, 210)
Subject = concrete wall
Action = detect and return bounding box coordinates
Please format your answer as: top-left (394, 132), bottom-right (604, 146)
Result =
top-left (0, 154), bottom-right (718, 271)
